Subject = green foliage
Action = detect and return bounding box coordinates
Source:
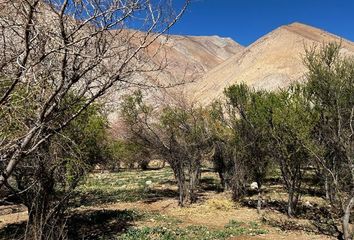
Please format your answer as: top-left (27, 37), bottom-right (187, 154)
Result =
top-left (121, 90), bottom-right (153, 127)
top-left (302, 42), bottom-right (354, 239)
top-left (107, 139), bottom-right (145, 168)
top-left (305, 42), bottom-right (354, 154)
top-left (7, 99), bottom-right (111, 212)
top-left (67, 105), bottom-right (109, 167)
top-left (160, 105), bottom-right (209, 151)
top-left (121, 91), bottom-right (212, 205)
top-left (223, 80), bottom-right (319, 215)
top-left (0, 77), bottom-right (37, 142)
top-left (304, 42), bottom-right (354, 211)
top-left (224, 84), bottom-right (276, 193)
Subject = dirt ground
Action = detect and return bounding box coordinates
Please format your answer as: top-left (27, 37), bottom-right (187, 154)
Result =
top-left (74, 196), bottom-right (334, 240)
top-left (0, 197), bottom-right (334, 239)
top-left (0, 169), bottom-right (338, 239)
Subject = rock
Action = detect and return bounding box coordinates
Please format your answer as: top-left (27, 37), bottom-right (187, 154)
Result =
top-left (304, 201), bottom-right (313, 208)
top-left (250, 182), bottom-right (259, 190)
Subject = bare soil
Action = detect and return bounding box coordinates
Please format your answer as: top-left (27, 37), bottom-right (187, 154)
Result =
top-left (0, 169), bottom-right (337, 239)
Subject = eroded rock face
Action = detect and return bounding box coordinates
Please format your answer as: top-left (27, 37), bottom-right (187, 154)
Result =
top-left (188, 22), bottom-right (354, 105)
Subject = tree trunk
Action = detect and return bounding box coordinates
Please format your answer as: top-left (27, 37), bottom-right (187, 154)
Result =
top-left (219, 171), bottom-right (226, 191)
top-left (189, 166), bottom-right (199, 203)
top-left (161, 160), bottom-right (166, 168)
top-left (325, 174), bottom-right (330, 200)
top-left (287, 190), bottom-right (294, 217)
top-left (26, 205), bottom-right (66, 240)
top-left (22, 169), bottom-right (67, 240)
top-left (25, 190), bottom-right (66, 240)
top-left (140, 159), bottom-right (149, 170)
top-left (256, 179), bottom-right (263, 214)
top-left (175, 168), bottom-right (189, 207)
top-left (342, 196), bottom-right (354, 240)
top-left (257, 190), bottom-right (262, 214)
top-left (196, 166), bottom-right (201, 185)
top-left (178, 180), bottom-right (189, 207)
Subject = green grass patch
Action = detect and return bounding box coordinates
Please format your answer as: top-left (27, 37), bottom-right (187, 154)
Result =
top-left (119, 219), bottom-right (268, 240)
top-left (75, 168), bottom-right (177, 206)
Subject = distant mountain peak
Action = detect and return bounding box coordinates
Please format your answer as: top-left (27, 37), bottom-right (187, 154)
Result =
top-left (287, 21), bottom-right (311, 28)
top-left (279, 22), bottom-right (342, 43)
top-left (187, 22), bottom-right (354, 105)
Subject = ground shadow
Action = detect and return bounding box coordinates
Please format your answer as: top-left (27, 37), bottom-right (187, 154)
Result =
top-left (159, 179), bottom-right (177, 185)
top-left (142, 188), bottom-right (179, 204)
top-left (67, 209), bottom-right (142, 239)
top-left (199, 176), bottom-right (223, 192)
top-left (242, 198), bottom-right (341, 238)
top-left (0, 209), bottom-right (141, 240)
top-left (75, 187), bottom-right (179, 207)
top-left (0, 222), bottom-right (26, 240)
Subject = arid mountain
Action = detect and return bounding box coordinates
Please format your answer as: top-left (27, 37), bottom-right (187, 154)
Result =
top-left (188, 22), bottom-right (354, 104)
top-left (134, 34), bottom-right (244, 98)
top-left (0, 0), bottom-right (242, 94)
top-left (106, 34), bottom-right (243, 119)
top-left (112, 33), bottom-right (244, 109)
top-left (149, 34), bottom-right (244, 81)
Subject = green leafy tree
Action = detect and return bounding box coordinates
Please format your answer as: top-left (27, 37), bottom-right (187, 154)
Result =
top-left (269, 85), bottom-right (315, 217)
top-left (304, 43), bottom-right (354, 239)
top-left (107, 139), bottom-right (149, 170)
top-left (224, 84), bottom-right (275, 212)
top-left (207, 101), bottom-right (236, 191)
top-left (224, 83), bottom-right (315, 216)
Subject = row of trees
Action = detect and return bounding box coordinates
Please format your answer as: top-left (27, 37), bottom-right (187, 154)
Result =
top-left (121, 43), bottom-right (353, 239)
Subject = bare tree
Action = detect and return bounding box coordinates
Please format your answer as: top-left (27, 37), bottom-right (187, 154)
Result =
top-left (0, 0), bottom-right (190, 189)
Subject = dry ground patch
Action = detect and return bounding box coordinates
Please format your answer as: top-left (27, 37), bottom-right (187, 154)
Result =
top-left (0, 168), bottom-right (335, 239)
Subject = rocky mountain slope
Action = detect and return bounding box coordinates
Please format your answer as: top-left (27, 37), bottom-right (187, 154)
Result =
top-left (106, 33), bottom-right (243, 118)
top-left (118, 33), bottom-right (244, 109)
top-left (188, 22), bottom-right (354, 104)
top-left (149, 34), bottom-right (244, 82)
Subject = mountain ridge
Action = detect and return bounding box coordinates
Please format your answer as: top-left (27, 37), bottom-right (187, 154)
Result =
top-left (186, 22), bottom-right (354, 104)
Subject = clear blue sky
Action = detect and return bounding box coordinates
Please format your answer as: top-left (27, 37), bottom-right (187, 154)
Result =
top-left (170, 0), bottom-right (354, 46)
